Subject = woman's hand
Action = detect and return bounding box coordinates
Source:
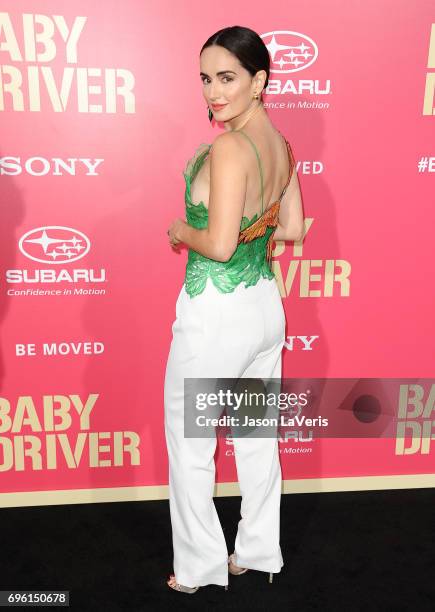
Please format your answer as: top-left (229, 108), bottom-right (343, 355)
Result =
top-left (167, 218), bottom-right (186, 251)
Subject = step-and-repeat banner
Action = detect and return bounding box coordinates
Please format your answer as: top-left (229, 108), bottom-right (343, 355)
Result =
top-left (1, 1), bottom-right (434, 507)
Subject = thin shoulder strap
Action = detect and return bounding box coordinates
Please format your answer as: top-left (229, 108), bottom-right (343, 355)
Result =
top-left (278, 133), bottom-right (294, 201)
top-left (234, 129), bottom-right (265, 214)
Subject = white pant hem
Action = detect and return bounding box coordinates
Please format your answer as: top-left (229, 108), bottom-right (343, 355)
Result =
top-left (174, 571), bottom-right (229, 588)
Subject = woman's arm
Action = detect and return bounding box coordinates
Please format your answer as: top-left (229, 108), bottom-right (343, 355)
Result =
top-left (273, 164), bottom-right (304, 242)
top-left (170, 132), bottom-right (247, 262)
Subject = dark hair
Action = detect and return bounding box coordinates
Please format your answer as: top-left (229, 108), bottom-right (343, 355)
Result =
top-left (200, 26), bottom-right (270, 92)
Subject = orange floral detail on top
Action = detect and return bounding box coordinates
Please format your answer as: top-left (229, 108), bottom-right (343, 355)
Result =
top-left (237, 201), bottom-right (281, 268)
top-left (237, 139), bottom-right (295, 268)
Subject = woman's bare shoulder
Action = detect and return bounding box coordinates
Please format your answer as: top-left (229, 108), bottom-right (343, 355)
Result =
top-left (209, 131), bottom-right (249, 162)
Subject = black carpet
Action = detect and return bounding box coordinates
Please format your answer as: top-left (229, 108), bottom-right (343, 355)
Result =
top-left (2, 487), bottom-right (434, 611)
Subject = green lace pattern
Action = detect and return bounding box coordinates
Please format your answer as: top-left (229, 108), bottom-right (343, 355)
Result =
top-left (182, 142), bottom-right (276, 298)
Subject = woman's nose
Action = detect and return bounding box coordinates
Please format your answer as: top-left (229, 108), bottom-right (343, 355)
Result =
top-left (209, 83), bottom-right (222, 100)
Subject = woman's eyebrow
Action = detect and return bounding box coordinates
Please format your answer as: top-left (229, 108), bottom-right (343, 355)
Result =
top-left (200, 70), bottom-right (237, 77)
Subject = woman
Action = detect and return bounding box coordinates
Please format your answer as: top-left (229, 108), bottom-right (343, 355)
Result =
top-left (164, 25), bottom-right (304, 594)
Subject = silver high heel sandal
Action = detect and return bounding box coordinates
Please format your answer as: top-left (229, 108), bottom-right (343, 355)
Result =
top-left (167, 574), bottom-right (229, 593)
top-left (228, 553), bottom-right (274, 583)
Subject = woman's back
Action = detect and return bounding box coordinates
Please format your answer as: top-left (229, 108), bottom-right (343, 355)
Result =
top-left (187, 127), bottom-right (292, 224)
top-left (182, 127), bottom-right (295, 298)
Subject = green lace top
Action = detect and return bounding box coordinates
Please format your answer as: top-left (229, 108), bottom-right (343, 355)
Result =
top-left (182, 129), bottom-right (294, 298)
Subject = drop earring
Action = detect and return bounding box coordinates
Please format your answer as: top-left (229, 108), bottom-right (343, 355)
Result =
top-left (207, 106), bottom-right (213, 122)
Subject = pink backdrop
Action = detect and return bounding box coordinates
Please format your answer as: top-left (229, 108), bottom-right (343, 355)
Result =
top-left (0, 1), bottom-right (434, 503)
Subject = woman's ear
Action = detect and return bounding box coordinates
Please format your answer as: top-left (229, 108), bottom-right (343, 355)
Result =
top-left (255, 69), bottom-right (267, 93)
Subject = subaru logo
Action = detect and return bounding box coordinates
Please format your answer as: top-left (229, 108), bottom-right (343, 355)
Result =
top-left (260, 30), bottom-right (318, 73)
top-left (18, 226), bottom-right (91, 264)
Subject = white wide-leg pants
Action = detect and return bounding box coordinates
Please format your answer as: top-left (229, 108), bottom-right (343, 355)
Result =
top-left (164, 275), bottom-right (286, 588)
